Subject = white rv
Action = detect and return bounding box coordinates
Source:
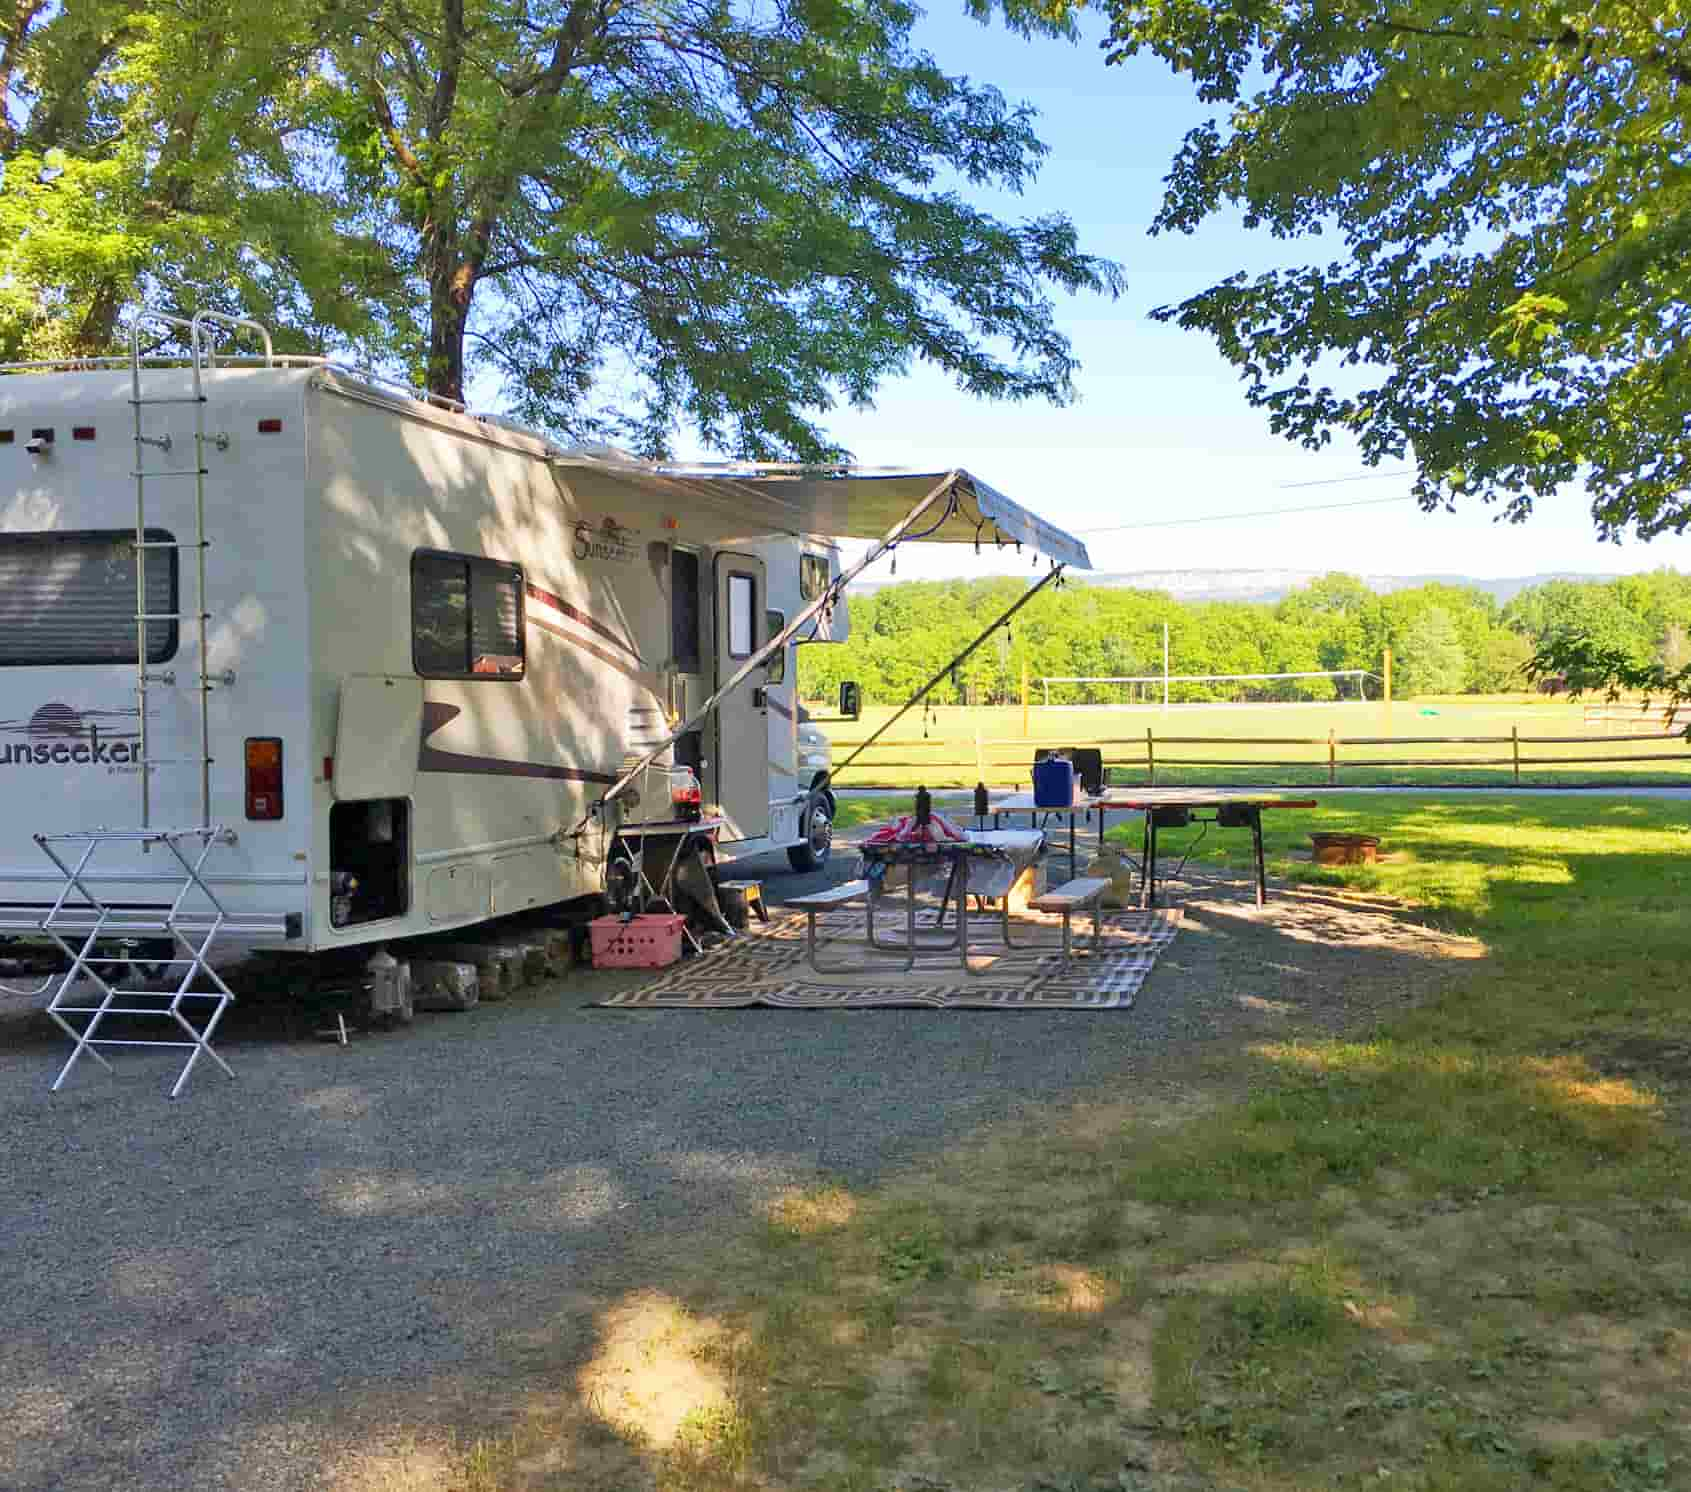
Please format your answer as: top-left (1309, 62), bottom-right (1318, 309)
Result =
top-left (0, 327), bottom-right (1088, 973)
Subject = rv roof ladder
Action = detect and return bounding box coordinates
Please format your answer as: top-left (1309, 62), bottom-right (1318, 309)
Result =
top-left (127, 310), bottom-right (273, 829)
top-left (11, 309), bottom-right (288, 1097)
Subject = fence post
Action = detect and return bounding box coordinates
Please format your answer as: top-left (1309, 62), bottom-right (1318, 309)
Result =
top-left (1512, 724), bottom-right (1520, 784)
top-left (1328, 727), bottom-right (1336, 785)
top-left (1146, 726), bottom-right (1155, 786)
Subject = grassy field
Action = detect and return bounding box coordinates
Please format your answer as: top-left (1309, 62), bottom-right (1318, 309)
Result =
top-left (812, 696), bottom-right (1691, 790)
top-left (438, 796), bottom-right (1690, 1491)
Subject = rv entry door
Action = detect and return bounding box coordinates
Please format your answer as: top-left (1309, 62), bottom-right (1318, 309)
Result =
top-left (712, 553), bottom-right (770, 841)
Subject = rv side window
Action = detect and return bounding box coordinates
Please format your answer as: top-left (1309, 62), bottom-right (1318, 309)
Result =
top-left (728, 573), bottom-right (756, 659)
top-left (411, 551), bottom-right (525, 679)
top-left (764, 611), bottom-right (786, 684)
top-left (800, 552), bottom-right (830, 602)
top-left (0, 529), bottom-right (177, 666)
top-left (671, 548), bottom-right (701, 672)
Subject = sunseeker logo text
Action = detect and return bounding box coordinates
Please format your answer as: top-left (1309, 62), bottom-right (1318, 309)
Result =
top-left (573, 516), bottom-right (637, 564)
top-left (0, 703), bottom-right (142, 771)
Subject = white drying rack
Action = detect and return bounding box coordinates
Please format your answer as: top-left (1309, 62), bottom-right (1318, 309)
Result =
top-left (26, 827), bottom-right (290, 1099)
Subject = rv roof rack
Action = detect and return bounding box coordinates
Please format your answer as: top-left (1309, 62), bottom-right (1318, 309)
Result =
top-left (0, 353), bottom-right (470, 415)
top-left (643, 459), bottom-right (918, 478)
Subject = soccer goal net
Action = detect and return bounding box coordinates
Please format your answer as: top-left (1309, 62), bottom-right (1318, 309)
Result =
top-left (1039, 670), bottom-right (1376, 706)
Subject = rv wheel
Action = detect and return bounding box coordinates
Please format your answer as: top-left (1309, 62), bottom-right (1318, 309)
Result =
top-left (787, 793), bottom-right (833, 872)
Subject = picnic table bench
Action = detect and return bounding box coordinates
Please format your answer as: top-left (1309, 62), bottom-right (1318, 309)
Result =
top-left (1028, 875), bottom-right (1109, 960)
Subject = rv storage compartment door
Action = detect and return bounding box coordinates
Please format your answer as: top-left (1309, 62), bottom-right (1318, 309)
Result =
top-left (335, 676), bottom-right (423, 801)
top-left (713, 553), bottom-right (770, 841)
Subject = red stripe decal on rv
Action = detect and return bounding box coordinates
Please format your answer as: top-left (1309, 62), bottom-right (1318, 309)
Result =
top-left (527, 616), bottom-right (649, 686)
top-left (417, 702), bottom-right (616, 784)
top-left (524, 583), bottom-right (642, 663)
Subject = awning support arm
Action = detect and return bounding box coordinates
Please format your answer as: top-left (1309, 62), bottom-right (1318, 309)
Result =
top-left (588, 471), bottom-right (962, 822)
top-left (825, 561), bottom-right (1066, 788)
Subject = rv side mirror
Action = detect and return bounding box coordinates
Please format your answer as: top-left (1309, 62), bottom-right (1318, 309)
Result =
top-left (840, 681), bottom-right (861, 720)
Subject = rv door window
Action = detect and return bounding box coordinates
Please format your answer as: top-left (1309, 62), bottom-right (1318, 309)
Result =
top-left (727, 573), bottom-right (756, 659)
top-left (671, 548), bottom-right (701, 672)
top-left (411, 550), bottom-right (525, 679)
top-left (764, 611), bottom-right (786, 684)
top-left (0, 529), bottom-right (177, 666)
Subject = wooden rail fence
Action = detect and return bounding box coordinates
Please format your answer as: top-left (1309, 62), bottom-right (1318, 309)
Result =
top-left (827, 728), bottom-right (1689, 785)
top-left (1582, 702), bottom-right (1685, 730)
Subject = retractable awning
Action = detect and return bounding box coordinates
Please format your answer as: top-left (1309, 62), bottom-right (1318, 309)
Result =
top-left (549, 458), bottom-right (1092, 571)
top-left (563, 455), bottom-right (1089, 821)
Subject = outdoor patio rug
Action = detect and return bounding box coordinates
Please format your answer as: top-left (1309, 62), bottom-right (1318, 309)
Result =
top-left (595, 904), bottom-right (1182, 1010)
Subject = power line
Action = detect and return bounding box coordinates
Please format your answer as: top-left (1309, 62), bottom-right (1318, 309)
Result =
top-left (1277, 470), bottom-right (1415, 489)
top-left (1076, 491), bottom-right (1417, 536)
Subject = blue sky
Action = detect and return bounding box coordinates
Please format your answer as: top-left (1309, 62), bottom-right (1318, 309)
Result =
top-left (802, 7), bottom-right (1691, 584)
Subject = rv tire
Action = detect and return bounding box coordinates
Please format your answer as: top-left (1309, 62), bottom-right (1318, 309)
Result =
top-left (787, 792), bottom-right (833, 872)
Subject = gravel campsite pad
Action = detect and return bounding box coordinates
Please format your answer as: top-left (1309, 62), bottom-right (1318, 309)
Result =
top-left (0, 859), bottom-right (1481, 1491)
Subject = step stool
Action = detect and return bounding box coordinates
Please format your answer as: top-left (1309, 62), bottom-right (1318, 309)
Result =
top-left (715, 880), bottom-right (769, 929)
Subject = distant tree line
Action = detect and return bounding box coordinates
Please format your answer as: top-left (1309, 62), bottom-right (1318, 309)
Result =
top-left (798, 571), bottom-right (1691, 707)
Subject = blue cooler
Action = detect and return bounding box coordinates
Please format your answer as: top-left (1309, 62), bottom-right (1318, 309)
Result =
top-left (1032, 755), bottom-right (1076, 808)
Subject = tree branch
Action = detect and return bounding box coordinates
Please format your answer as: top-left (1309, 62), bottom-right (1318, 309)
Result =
top-left (363, 77), bottom-right (424, 178)
top-left (428, 0), bottom-right (464, 140)
top-left (0, 0), bottom-right (49, 154)
top-left (1378, 17), bottom-right (1691, 87)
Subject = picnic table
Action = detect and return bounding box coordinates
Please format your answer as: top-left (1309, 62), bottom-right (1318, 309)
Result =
top-left (990, 789), bottom-right (1316, 907)
top-left (791, 827), bottom-right (1047, 975)
top-left (863, 827), bottom-right (1047, 965)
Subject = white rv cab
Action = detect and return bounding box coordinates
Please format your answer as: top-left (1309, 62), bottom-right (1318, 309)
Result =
top-left (743, 535), bottom-right (852, 871)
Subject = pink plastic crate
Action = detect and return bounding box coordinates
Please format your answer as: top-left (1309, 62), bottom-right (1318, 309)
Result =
top-left (589, 912), bottom-right (686, 968)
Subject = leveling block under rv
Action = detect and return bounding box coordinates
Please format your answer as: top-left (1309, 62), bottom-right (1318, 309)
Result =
top-left (0, 326), bottom-right (1090, 1057)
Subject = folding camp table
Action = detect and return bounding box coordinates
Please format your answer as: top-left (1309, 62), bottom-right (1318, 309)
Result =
top-left (993, 789), bottom-right (1315, 907)
top-left (986, 794), bottom-right (1102, 880)
top-left (1098, 791), bottom-right (1318, 908)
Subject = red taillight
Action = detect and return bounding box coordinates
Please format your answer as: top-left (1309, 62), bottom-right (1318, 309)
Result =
top-left (258, 418), bottom-right (283, 434)
top-left (245, 737), bottom-right (283, 820)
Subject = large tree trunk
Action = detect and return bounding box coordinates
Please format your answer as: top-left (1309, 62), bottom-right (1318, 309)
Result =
top-left (72, 280), bottom-right (123, 357)
top-left (426, 257), bottom-right (477, 406)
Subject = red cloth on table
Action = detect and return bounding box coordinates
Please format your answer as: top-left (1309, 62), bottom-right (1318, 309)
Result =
top-left (861, 811), bottom-right (967, 848)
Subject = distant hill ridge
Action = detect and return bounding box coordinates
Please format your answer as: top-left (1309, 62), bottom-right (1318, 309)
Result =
top-left (857, 569), bottom-right (1634, 605)
top-left (1079, 570), bottom-right (1623, 605)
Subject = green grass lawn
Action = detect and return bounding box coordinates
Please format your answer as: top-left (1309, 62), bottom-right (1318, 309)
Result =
top-left (816, 698), bottom-right (1691, 790)
top-left (828, 794), bottom-right (889, 835)
top-left (451, 797), bottom-right (1691, 1492)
